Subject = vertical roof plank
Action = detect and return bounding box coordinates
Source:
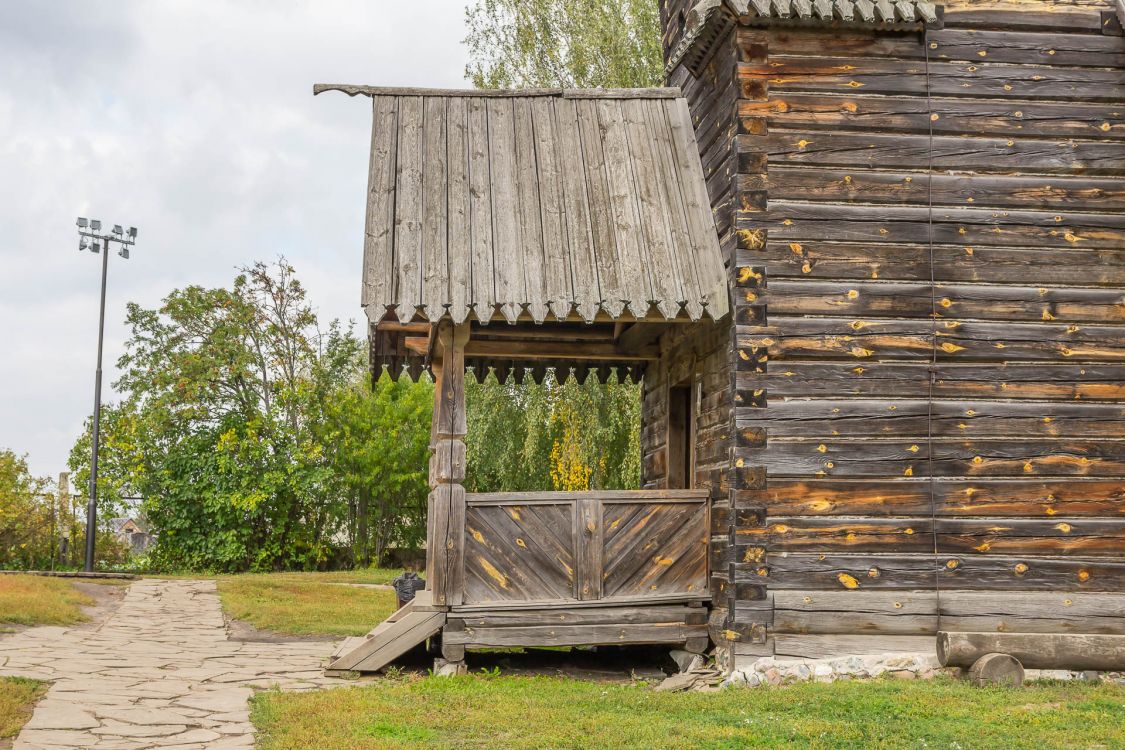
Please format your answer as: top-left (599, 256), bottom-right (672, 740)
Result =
top-left (362, 96), bottom-right (399, 322)
top-left (556, 98), bottom-right (602, 322)
top-left (513, 98), bottom-right (548, 324)
top-left (596, 98), bottom-right (655, 317)
top-left (421, 96), bottom-right (449, 322)
top-left (466, 97), bottom-right (496, 321)
top-left (392, 95), bottom-right (424, 320)
top-left (446, 97), bottom-right (472, 325)
top-left (486, 97), bottom-right (525, 324)
top-left (529, 97), bottom-right (574, 320)
top-left (622, 97), bottom-right (686, 320)
top-left (575, 98), bottom-right (624, 319)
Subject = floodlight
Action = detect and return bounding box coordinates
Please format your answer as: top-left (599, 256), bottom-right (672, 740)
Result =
top-left (77, 217), bottom-right (88, 228)
top-left (118, 247), bottom-right (130, 259)
top-left (90, 220), bottom-right (102, 231)
top-left (79, 237), bottom-right (89, 251)
top-left (112, 225), bottom-right (123, 236)
top-left (128, 227), bottom-right (137, 239)
top-left (91, 240), bottom-right (101, 254)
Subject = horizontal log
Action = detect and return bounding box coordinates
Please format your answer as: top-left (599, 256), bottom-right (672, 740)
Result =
top-left (742, 201), bottom-right (1125, 249)
top-left (770, 591), bottom-right (1125, 636)
top-left (739, 169), bottom-right (1125, 212)
top-left (739, 58), bottom-right (1125, 102)
top-left (738, 318), bottom-right (1125, 363)
top-left (756, 240), bottom-right (1125, 286)
top-left (764, 280), bottom-right (1125, 324)
top-left (462, 339), bottom-right (659, 361)
top-left (739, 95), bottom-right (1125, 140)
top-left (739, 478), bottom-right (1125, 517)
top-left (736, 362), bottom-right (1124, 402)
top-left (743, 27), bottom-right (1125, 68)
top-left (738, 517), bottom-right (1125, 556)
top-left (450, 604), bottom-right (696, 628)
top-left (737, 399), bottom-right (1125, 439)
top-left (443, 621), bottom-right (707, 647)
top-left (942, 7), bottom-right (1110, 33)
top-left (737, 131), bottom-right (1125, 175)
top-left (772, 634), bottom-right (936, 659)
top-left (739, 439), bottom-right (1125, 477)
top-left (937, 631), bottom-right (1125, 670)
top-left (753, 553), bottom-right (1125, 591)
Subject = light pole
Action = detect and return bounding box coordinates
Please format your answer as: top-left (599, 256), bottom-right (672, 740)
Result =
top-left (76, 218), bottom-right (137, 572)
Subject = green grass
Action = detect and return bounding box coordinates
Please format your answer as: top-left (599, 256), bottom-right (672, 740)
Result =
top-left (0, 575), bottom-right (95, 626)
top-left (216, 570), bottom-right (402, 637)
top-left (0, 677), bottom-right (47, 739)
top-left (251, 674), bottom-right (1125, 750)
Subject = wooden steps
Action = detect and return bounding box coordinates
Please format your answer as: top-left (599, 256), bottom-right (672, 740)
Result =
top-left (327, 590), bottom-right (446, 673)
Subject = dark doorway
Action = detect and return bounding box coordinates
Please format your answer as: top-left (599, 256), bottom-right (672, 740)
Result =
top-left (667, 380), bottom-right (695, 490)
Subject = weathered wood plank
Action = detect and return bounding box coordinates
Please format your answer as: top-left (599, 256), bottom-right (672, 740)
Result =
top-left (513, 97), bottom-right (548, 323)
top-left (741, 478), bottom-right (1125, 517)
top-left (737, 362), bottom-right (1124, 402)
top-left (773, 633), bottom-right (936, 659)
top-left (739, 94), bottom-right (1125, 140)
top-left (595, 98), bottom-right (654, 316)
top-left (763, 280), bottom-right (1125, 324)
top-left (445, 97), bottom-right (472, 324)
top-left (738, 398), bottom-right (1125, 438)
top-left (362, 96), bottom-right (399, 317)
top-left (740, 57), bottom-right (1125, 102)
top-left (451, 605), bottom-right (696, 628)
top-left (938, 632), bottom-right (1125, 670)
top-left (420, 96), bottom-right (448, 322)
top-left (747, 201), bottom-right (1125, 250)
top-left (563, 97), bottom-right (608, 322)
top-left (771, 590), bottom-right (1125, 636)
top-left (747, 27), bottom-right (1125, 68)
top-left (754, 553), bottom-right (1125, 592)
top-left (756, 241), bottom-right (1125, 286)
top-left (739, 439), bottom-right (1125, 478)
top-left (739, 517), bottom-right (1125, 555)
top-left (487, 97), bottom-right (525, 324)
top-left (392, 96), bottom-right (424, 318)
top-left (466, 97), bottom-right (497, 316)
top-left (444, 621), bottom-right (706, 647)
top-left (737, 319), bottom-right (1125, 362)
top-left (737, 131), bottom-right (1125, 175)
top-left (530, 97), bottom-right (573, 320)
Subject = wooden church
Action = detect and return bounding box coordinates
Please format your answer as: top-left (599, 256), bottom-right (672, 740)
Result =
top-left (319, 0), bottom-right (1124, 674)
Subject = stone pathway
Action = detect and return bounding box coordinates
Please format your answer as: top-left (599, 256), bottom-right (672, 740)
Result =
top-left (0, 579), bottom-right (356, 749)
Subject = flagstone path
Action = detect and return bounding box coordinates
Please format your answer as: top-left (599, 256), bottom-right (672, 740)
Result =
top-left (0, 579), bottom-right (357, 749)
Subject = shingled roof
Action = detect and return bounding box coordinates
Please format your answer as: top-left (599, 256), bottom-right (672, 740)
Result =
top-left (315, 85), bottom-right (730, 326)
top-left (669, 0), bottom-right (942, 76)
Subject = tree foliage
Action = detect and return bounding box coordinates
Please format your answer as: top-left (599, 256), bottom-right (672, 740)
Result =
top-left (465, 375), bottom-right (641, 493)
top-left (69, 260), bottom-right (432, 572)
top-left (464, 0), bottom-right (663, 89)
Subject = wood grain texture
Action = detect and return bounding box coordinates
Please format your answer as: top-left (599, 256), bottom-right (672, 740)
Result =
top-left (356, 90), bottom-right (727, 325)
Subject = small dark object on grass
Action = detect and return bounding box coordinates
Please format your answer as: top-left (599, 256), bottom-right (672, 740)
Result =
top-left (393, 572), bottom-right (426, 608)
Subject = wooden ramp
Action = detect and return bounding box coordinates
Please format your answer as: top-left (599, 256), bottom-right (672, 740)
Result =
top-left (328, 590), bottom-right (446, 673)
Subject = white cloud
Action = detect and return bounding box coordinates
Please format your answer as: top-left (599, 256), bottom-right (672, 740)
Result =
top-left (0, 0), bottom-right (470, 477)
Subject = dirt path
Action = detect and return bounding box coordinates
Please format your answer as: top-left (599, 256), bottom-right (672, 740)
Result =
top-left (0, 579), bottom-right (355, 749)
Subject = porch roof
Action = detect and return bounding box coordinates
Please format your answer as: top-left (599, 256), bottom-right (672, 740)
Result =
top-left (315, 84), bottom-right (730, 327)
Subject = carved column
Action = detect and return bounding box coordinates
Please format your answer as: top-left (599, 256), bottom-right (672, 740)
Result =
top-left (427, 320), bottom-right (469, 608)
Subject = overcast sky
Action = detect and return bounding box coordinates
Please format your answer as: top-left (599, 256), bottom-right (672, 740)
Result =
top-left (0, 1), bottom-right (469, 478)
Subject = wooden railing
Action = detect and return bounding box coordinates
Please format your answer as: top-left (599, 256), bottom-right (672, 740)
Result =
top-left (428, 489), bottom-right (710, 608)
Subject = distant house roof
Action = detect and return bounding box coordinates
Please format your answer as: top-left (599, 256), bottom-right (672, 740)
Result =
top-left (315, 85), bottom-right (730, 326)
top-left (669, 0), bottom-right (942, 76)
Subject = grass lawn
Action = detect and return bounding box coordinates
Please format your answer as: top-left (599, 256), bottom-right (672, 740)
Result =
top-left (0, 575), bottom-right (96, 627)
top-left (252, 674), bottom-right (1125, 750)
top-left (215, 569), bottom-right (402, 637)
top-left (0, 677), bottom-right (47, 740)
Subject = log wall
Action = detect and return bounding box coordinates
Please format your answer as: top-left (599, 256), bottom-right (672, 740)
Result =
top-left (665, 0), bottom-right (1125, 663)
top-left (641, 321), bottom-right (733, 606)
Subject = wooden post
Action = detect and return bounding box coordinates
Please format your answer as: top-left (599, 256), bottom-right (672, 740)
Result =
top-left (427, 320), bottom-right (469, 607)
